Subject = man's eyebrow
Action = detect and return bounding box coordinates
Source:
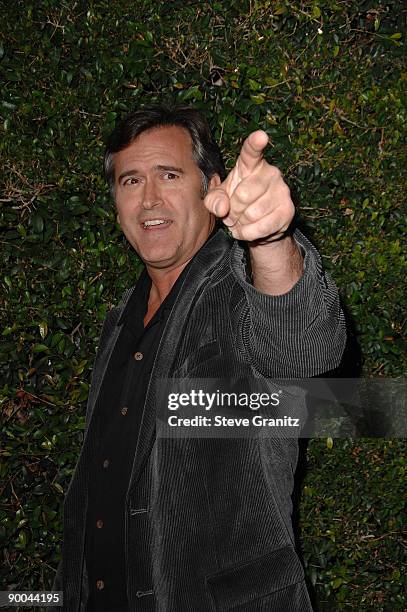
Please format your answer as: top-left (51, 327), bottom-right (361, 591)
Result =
top-left (117, 165), bottom-right (184, 183)
top-left (155, 165), bottom-right (184, 173)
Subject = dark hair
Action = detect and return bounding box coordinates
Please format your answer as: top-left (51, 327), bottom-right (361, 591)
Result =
top-left (104, 104), bottom-right (226, 196)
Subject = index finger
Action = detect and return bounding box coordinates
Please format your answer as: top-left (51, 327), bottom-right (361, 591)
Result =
top-left (237, 130), bottom-right (269, 177)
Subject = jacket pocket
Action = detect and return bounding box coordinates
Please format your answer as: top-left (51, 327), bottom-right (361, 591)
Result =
top-left (205, 545), bottom-right (305, 611)
top-left (172, 339), bottom-right (221, 377)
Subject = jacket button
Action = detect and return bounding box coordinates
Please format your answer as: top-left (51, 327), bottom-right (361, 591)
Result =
top-left (102, 459), bottom-right (109, 468)
top-left (96, 519), bottom-right (104, 529)
top-left (134, 351), bottom-right (143, 361)
top-left (96, 580), bottom-right (104, 590)
top-left (121, 406), bottom-right (128, 416)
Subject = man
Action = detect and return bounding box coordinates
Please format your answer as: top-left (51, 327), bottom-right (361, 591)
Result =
top-left (57, 104), bottom-right (346, 611)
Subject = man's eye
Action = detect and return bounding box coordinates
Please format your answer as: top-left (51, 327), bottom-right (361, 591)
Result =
top-left (164, 172), bottom-right (178, 180)
top-left (123, 177), bottom-right (139, 186)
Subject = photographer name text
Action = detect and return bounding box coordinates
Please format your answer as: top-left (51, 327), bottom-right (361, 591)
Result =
top-left (168, 415), bottom-right (300, 427)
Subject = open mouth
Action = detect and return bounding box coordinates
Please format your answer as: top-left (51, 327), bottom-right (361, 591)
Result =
top-left (141, 219), bottom-right (172, 230)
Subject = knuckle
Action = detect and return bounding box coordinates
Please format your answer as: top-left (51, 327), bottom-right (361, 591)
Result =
top-left (277, 184), bottom-right (293, 209)
top-left (235, 185), bottom-right (251, 204)
top-left (269, 165), bottom-right (283, 180)
top-left (281, 182), bottom-right (291, 197)
top-left (244, 206), bottom-right (258, 222)
top-left (282, 203), bottom-right (295, 226)
top-left (280, 193), bottom-right (293, 207)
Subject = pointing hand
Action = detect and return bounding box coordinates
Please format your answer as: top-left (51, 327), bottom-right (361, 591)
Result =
top-left (204, 130), bottom-right (294, 242)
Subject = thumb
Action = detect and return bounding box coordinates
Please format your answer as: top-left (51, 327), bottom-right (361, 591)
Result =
top-left (204, 186), bottom-right (230, 218)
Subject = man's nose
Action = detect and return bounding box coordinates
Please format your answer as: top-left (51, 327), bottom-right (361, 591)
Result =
top-left (141, 180), bottom-right (162, 210)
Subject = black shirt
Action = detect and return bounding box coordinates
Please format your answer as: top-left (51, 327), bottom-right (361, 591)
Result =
top-left (85, 266), bottom-right (187, 612)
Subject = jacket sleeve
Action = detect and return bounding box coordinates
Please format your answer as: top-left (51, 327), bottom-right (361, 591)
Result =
top-left (230, 229), bottom-right (346, 377)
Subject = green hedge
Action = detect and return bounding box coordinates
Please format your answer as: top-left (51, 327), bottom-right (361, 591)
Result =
top-left (1, 1), bottom-right (405, 609)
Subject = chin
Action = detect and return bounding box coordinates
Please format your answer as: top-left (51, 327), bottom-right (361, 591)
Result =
top-left (141, 250), bottom-right (179, 269)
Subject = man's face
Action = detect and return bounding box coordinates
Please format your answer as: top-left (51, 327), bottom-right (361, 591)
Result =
top-left (113, 125), bottom-right (219, 272)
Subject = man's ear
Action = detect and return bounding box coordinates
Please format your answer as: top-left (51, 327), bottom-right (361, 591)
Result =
top-left (116, 213), bottom-right (121, 226)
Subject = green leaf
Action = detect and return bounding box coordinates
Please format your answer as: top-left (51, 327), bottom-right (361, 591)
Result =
top-left (52, 482), bottom-right (64, 495)
top-left (32, 344), bottom-right (49, 353)
top-left (39, 322), bottom-right (48, 339)
top-left (250, 94), bottom-right (265, 105)
top-left (17, 530), bottom-right (27, 548)
top-left (312, 6), bottom-right (321, 19)
top-left (31, 215), bottom-right (44, 233)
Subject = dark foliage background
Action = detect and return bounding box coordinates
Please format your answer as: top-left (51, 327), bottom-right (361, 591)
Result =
top-left (1, 1), bottom-right (406, 609)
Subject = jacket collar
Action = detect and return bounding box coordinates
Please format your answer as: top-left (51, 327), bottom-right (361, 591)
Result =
top-left (117, 223), bottom-right (227, 326)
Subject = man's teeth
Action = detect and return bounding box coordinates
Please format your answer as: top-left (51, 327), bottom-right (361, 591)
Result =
top-left (143, 219), bottom-right (168, 227)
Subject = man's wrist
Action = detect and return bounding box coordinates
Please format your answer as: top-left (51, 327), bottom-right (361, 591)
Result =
top-left (249, 234), bottom-right (303, 268)
top-left (247, 225), bottom-right (293, 247)
top-left (248, 235), bottom-right (304, 295)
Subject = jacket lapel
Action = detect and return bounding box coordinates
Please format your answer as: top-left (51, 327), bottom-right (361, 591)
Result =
top-left (127, 229), bottom-right (231, 494)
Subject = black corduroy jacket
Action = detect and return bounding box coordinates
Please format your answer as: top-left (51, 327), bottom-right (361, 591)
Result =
top-left (56, 228), bottom-right (346, 611)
